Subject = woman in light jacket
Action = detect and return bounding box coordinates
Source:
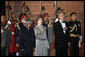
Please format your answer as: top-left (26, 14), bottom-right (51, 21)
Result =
top-left (34, 17), bottom-right (50, 56)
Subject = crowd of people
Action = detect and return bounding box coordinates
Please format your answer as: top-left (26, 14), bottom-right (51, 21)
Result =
top-left (1, 6), bottom-right (82, 56)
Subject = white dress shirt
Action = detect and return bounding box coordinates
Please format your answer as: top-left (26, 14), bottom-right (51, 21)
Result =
top-left (59, 20), bottom-right (66, 34)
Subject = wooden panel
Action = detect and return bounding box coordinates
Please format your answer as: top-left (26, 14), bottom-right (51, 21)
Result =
top-left (14, 1), bottom-right (22, 20)
top-left (41, 1), bottom-right (56, 20)
top-left (26, 1), bottom-right (41, 20)
top-left (5, 1), bottom-right (14, 20)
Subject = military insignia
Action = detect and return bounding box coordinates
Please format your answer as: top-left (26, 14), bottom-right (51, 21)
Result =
top-left (70, 24), bottom-right (77, 32)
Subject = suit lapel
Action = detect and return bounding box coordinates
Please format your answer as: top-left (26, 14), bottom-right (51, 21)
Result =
top-left (58, 21), bottom-right (63, 30)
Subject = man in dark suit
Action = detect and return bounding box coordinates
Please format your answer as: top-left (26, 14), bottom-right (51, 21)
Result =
top-left (1, 15), bottom-right (12, 56)
top-left (19, 19), bottom-right (35, 56)
top-left (53, 11), bottom-right (70, 56)
top-left (14, 13), bottom-right (28, 56)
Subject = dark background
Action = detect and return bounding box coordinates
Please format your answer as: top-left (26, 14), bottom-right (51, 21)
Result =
top-left (1, 1), bottom-right (5, 15)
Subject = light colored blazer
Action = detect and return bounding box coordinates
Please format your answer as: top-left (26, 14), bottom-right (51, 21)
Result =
top-left (34, 25), bottom-right (49, 48)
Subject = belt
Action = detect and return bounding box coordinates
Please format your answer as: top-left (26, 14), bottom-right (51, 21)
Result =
top-left (36, 38), bottom-right (46, 41)
top-left (70, 34), bottom-right (79, 37)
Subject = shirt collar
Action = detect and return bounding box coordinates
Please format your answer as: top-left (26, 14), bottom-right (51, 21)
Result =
top-left (59, 20), bottom-right (65, 23)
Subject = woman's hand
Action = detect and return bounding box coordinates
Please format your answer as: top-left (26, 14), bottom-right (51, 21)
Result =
top-left (47, 45), bottom-right (50, 49)
top-left (41, 28), bottom-right (44, 32)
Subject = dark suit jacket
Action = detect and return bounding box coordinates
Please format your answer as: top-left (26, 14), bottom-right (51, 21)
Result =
top-left (53, 21), bottom-right (70, 47)
top-left (14, 23), bottom-right (25, 45)
top-left (19, 27), bottom-right (35, 53)
top-left (1, 27), bottom-right (12, 48)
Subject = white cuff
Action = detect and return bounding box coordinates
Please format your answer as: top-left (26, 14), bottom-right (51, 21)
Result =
top-left (7, 20), bottom-right (11, 24)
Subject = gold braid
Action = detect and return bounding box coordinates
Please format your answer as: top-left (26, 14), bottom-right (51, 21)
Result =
top-left (70, 24), bottom-right (77, 32)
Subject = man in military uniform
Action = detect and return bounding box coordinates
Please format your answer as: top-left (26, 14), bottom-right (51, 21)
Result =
top-left (6, 10), bottom-right (18, 56)
top-left (69, 12), bottom-right (82, 56)
top-left (25, 6), bottom-right (35, 29)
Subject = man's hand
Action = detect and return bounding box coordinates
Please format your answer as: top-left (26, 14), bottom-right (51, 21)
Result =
top-left (12, 32), bottom-right (14, 34)
top-left (7, 20), bottom-right (11, 24)
top-left (68, 42), bottom-right (71, 48)
top-left (79, 35), bottom-right (82, 43)
top-left (63, 27), bottom-right (68, 31)
top-left (16, 44), bottom-right (19, 47)
top-left (1, 29), bottom-right (4, 33)
top-left (21, 49), bottom-right (24, 52)
top-left (33, 48), bottom-right (35, 52)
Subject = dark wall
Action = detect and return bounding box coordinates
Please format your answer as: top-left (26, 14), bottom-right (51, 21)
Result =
top-left (1, 1), bottom-right (5, 15)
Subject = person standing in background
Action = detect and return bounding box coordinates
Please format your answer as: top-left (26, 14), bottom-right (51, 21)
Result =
top-left (69, 12), bottom-right (82, 56)
top-left (48, 18), bottom-right (54, 56)
top-left (1, 15), bottom-right (12, 56)
top-left (6, 11), bottom-right (18, 56)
